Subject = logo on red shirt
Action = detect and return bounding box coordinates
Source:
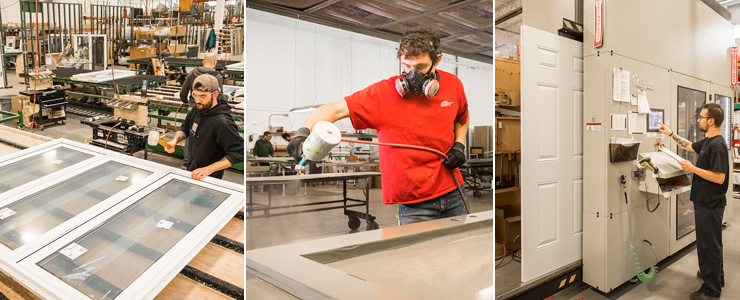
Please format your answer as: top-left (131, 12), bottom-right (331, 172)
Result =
top-left (441, 101), bottom-right (453, 107)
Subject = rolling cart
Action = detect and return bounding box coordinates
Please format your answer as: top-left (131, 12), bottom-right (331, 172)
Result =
top-left (20, 87), bottom-right (68, 130)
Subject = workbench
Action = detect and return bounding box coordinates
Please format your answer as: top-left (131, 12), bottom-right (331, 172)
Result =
top-left (245, 172), bottom-right (380, 231)
top-left (245, 211), bottom-right (493, 300)
top-left (461, 158), bottom-right (493, 198)
top-left (127, 57), bottom-right (241, 70)
top-left (49, 68), bottom-right (169, 92)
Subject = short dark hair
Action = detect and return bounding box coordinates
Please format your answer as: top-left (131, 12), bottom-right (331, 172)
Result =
top-left (702, 103), bottom-right (724, 127)
top-left (397, 28), bottom-right (440, 64)
top-left (281, 133), bottom-right (290, 139)
top-left (263, 131), bottom-right (271, 137)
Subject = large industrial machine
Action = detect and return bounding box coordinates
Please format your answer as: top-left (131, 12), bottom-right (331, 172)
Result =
top-left (582, 58), bottom-right (734, 292)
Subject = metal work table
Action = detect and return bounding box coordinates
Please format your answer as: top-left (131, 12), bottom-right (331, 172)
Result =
top-left (127, 58), bottom-right (241, 70)
top-left (46, 68), bottom-right (168, 91)
top-left (461, 158), bottom-right (493, 198)
top-left (245, 211), bottom-right (493, 300)
top-left (316, 161), bottom-right (379, 172)
top-left (245, 172), bottom-right (380, 231)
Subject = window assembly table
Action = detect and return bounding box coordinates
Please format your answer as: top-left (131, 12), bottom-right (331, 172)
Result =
top-left (245, 172), bottom-right (380, 231)
top-left (0, 138), bottom-right (244, 300)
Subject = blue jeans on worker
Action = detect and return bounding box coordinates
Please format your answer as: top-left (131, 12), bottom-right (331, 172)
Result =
top-left (398, 185), bottom-right (468, 225)
top-left (694, 202), bottom-right (725, 297)
top-left (183, 138), bottom-right (189, 164)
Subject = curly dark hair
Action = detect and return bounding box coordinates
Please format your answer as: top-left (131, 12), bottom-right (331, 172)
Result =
top-left (397, 28), bottom-right (440, 64)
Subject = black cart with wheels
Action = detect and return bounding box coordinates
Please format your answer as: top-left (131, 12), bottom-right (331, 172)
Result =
top-left (245, 172), bottom-right (381, 231)
top-left (20, 87), bottom-right (68, 131)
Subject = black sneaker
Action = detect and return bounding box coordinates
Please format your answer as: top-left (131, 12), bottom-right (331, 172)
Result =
top-left (697, 270), bottom-right (725, 288)
top-left (690, 291), bottom-right (719, 300)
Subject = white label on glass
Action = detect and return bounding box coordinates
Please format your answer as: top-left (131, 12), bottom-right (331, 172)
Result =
top-left (115, 176), bottom-right (129, 182)
top-left (0, 208), bottom-right (16, 219)
top-left (52, 160), bottom-right (63, 165)
top-left (156, 220), bottom-right (173, 230)
top-left (60, 243), bottom-right (88, 260)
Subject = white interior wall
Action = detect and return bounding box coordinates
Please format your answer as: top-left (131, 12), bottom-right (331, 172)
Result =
top-left (245, 8), bottom-right (493, 144)
top-left (522, 0), bottom-right (576, 35)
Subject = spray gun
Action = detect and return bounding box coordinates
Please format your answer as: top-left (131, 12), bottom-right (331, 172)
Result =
top-left (295, 121), bottom-right (342, 174)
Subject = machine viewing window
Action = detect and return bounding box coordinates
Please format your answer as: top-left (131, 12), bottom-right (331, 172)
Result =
top-left (647, 108), bottom-right (664, 132)
top-left (716, 94), bottom-right (732, 150)
top-left (676, 86), bottom-right (705, 240)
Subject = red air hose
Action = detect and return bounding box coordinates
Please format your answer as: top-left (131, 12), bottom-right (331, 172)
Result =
top-left (341, 138), bottom-right (470, 213)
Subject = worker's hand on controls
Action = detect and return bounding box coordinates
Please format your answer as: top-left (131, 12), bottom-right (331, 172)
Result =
top-left (287, 127), bottom-right (311, 162)
top-left (442, 142), bottom-right (466, 170)
top-left (678, 159), bottom-right (694, 172)
top-left (657, 122), bottom-right (672, 136)
top-left (191, 167), bottom-right (213, 180)
top-left (165, 140), bottom-right (177, 153)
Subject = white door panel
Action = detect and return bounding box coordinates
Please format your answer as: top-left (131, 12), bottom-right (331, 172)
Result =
top-left (521, 25), bottom-right (584, 283)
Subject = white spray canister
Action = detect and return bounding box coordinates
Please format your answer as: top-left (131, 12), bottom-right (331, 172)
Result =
top-left (299, 121), bottom-right (341, 166)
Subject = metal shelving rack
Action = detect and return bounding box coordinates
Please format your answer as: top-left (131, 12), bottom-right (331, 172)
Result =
top-left (19, 1), bottom-right (84, 84)
top-left (88, 4), bottom-right (135, 66)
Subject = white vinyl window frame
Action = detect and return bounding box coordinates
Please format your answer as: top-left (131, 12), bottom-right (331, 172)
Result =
top-left (0, 140), bottom-right (105, 200)
top-left (0, 156), bottom-right (167, 264)
top-left (16, 173), bottom-right (244, 300)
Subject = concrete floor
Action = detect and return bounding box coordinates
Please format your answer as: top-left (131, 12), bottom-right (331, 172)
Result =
top-left (496, 197), bottom-right (740, 300)
top-left (0, 67), bottom-right (244, 185)
top-left (244, 183), bottom-right (494, 298)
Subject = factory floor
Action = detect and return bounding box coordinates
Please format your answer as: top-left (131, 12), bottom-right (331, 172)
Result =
top-left (243, 183), bottom-right (495, 298)
top-left (496, 197), bottom-right (740, 300)
top-left (0, 67), bottom-right (244, 185)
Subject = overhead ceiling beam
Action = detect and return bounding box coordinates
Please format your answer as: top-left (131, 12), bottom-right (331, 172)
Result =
top-left (374, 0), bottom-right (480, 30)
top-left (719, 0), bottom-right (740, 7)
top-left (305, 0), bottom-right (341, 14)
top-left (440, 30), bottom-right (493, 42)
top-left (495, 7), bottom-right (521, 25)
top-left (246, 1), bottom-right (492, 64)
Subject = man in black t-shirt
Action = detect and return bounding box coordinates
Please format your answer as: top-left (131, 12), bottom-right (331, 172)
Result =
top-left (659, 103), bottom-right (729, 300)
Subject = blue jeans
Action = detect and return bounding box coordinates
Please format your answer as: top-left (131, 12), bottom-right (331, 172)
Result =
top-left (398, 186), bottom-right (469, 225)
top-left (183, 138), bottom-right (189, 162)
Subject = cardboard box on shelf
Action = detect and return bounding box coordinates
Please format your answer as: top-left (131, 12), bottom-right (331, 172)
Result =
top-left (130, 47), bottom-right (156, 60)
top-left (495, 205), bottom-right (521, 246)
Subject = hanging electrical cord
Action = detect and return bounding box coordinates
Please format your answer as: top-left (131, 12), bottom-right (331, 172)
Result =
top-left (643, 181), bottom-right (660, 213)
top-left (621, 175), bottom-right (659, 283)
top-left (27, 0), bottom-right (41, 133)
top-left (341, 138), bottom-right (469, 213)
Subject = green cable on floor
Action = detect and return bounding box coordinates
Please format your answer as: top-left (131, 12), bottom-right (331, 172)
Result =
top-left (621, 175), bottom-right (660, 283)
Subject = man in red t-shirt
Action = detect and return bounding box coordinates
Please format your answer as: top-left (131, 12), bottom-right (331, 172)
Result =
top-left (287, 28), bottom-right (470, 225)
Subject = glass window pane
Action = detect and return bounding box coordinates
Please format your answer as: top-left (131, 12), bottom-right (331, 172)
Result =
top-left (0, 147), bottom-right (94, 193)
top-left (676, 86), bottom-right (705, 240)
top-left (38, 179), bottom-right (229, 300)
top-left (0, 161), bottom-right (152, 250)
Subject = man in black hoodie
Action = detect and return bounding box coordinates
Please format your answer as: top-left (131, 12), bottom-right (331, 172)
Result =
top-left (179, 53), bottom-right (227, 166)
top-left (166, 74), bottom-right (243, 180)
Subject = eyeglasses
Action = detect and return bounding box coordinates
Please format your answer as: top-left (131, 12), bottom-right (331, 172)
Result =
top-left (193, 92), bottom-right (214, 100)
top-left (698, 115), bottom-right (709, 120)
